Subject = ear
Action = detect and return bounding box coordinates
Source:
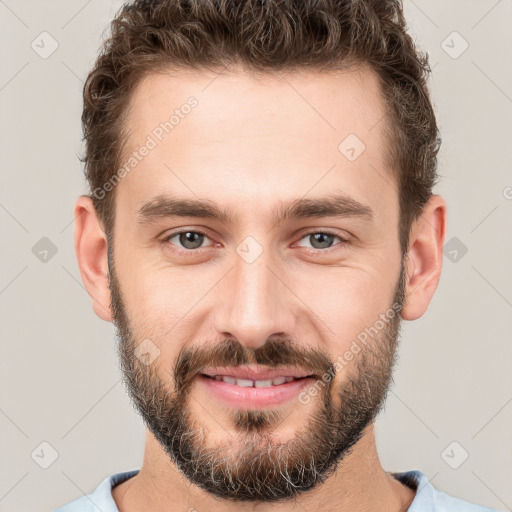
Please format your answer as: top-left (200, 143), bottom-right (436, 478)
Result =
top-left (74, 195), bottom-right (113, 322)
top-left (401, 194), bottom-right (447, 321)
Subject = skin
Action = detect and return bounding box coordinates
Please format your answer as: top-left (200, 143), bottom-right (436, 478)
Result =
top-left (74, 63), bottom-right (446, 511)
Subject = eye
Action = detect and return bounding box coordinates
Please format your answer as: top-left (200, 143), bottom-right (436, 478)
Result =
top-left (162, 229), bottom-right (348, 254)
top-left (163, 230), bottom-right (212, 251)
top-left (296, 231), bottom-right (348, 250)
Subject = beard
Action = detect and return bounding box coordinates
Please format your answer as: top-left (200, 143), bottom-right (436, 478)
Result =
top-left (107, 246), bottom-right (407, 503)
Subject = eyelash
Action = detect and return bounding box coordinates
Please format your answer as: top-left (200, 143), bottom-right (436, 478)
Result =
top-left (161, 229), bottom-right (348, 256)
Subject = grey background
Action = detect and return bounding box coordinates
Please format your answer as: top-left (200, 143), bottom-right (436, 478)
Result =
top-left (0, 1), bottom-right (511, 511)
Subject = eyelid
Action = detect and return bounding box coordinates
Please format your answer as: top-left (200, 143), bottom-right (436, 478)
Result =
top-left (296, 228), bottom-right (349, 241)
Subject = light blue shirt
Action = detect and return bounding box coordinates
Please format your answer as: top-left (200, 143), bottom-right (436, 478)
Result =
top-left (53, 468), bottom-right (499, 511)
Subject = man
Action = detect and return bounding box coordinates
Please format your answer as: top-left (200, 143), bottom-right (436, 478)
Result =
top-left (54, 0), bottom-right (498, 511)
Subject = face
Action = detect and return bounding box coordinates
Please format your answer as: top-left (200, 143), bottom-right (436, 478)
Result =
top-left (108, 65), bottom-right (406, 502)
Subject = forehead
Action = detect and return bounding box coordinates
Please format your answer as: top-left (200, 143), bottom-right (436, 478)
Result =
top-left (116, 65), bottom-right (396, 226)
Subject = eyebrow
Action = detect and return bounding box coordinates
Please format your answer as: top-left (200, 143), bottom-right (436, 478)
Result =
top-left (136, 193), bottom-right (374, 226)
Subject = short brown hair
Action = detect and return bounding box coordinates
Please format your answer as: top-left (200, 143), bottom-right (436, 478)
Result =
top-left (82, 0), bottom-right (441, 256)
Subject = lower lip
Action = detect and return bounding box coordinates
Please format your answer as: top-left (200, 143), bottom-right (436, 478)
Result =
top-left (198, 375), bottom-right (316, 408)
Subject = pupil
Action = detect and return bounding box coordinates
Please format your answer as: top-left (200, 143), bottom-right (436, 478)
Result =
top-left (311, 233), bottom-right (332, 249)
top-left (180, 232), bottom-right (203, 249)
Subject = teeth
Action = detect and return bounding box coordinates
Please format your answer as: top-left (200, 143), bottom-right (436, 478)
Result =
top-left (254, 379), bottom-right (273, 388)
top-left (214, 375), bottom-right (301, 387)
top-left (236, 378), bottom-right (254, 387)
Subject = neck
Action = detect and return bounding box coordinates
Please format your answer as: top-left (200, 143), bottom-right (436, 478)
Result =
top-left (112, 425), bottom-right (416, 512)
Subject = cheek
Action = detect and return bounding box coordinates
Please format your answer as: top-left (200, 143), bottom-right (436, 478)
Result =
top-left (296, 265), bottom-right (396, 333)
top-left (120, 268), bottom-right (214, 363)
top-left (123, 261), bottom-right (202, 321)
top-left (288, 266), bottom-right (400, 381)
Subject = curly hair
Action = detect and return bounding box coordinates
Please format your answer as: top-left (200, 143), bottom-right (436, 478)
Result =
top-left (81, 0), bottom-right (441, 256)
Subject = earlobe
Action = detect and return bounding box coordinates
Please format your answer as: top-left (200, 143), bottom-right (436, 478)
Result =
top-left (74, 195), bottom-right (113, 323)
top-left (401, 194), bottom-right (447, 321)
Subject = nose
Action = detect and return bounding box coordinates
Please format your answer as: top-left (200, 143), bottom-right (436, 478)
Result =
top-left (213, 248), bottom-right (297, 350)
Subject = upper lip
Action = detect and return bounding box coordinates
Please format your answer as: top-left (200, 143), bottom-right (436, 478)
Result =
top-left (200, 365), bottom-right (316, 380)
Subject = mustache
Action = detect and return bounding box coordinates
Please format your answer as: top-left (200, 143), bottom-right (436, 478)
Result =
top-left (172, 336), bottom-right (334, 394)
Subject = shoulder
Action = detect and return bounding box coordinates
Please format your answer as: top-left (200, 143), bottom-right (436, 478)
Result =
top-left (52, 469), bottom-right (140, 512)
top-left (435, 489), bottom-right (499, 512)
top-left (392, 470), bottom-right (500, 512)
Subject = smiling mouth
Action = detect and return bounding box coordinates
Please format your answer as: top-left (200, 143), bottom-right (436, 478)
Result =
top-left (201, 374), bottom-right (314, 388)
top-left (197, 366), bottom-right (318, 408)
